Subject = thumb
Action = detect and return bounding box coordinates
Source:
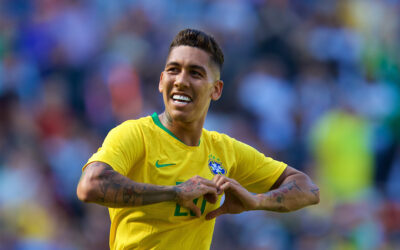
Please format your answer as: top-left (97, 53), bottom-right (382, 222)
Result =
top-left (205, 205), bottom-right (226, 220)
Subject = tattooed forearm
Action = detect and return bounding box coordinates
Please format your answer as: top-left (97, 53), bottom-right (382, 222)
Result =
top-left (122, 186), bottom-right (134, 204)
top-left (268, 180), bottom-right (302, 203)
top-left (96, 165), bottom-right (124, 205)
top-left (77, 162), bottom-right (176, 208)
top-left (259, 177), bottom-right (319, 212)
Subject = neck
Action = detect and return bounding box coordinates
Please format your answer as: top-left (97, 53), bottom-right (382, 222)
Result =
top-left (159, 112), bottom-right (205, 146)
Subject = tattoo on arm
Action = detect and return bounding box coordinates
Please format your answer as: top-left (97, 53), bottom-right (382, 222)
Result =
top-left (310, 187), bottom-right (320, 198)
top-left (123, 186), bottom-right (135, 204)
top-left (270, 180), bottom-right (302, 203)
top-left (90, 162), bottom-right (175, 207)
top-left (92, 163), bottom-right (140, 206)
top-left (264, 180), bottom-right (305, 212)
top-left (97, 164), bottom-right (118, 203)
top-left (265, 179), bottom-right (320, 212)
top-left (284, 180), bottom-right (302, 192)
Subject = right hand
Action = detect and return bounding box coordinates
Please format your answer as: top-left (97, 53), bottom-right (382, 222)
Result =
top-left (205, 175), bottom-right (259, 220)
top-left (175, 176), bottom-right (218, 217)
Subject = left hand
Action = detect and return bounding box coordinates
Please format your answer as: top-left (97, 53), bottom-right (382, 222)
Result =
top-left (175, 175), bottom-right (218, 217)
top-left (205, 175), bottom-right (259, 220)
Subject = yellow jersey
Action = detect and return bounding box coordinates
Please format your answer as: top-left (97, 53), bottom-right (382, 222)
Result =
top-left (85, 113), bottom-right (287, 250)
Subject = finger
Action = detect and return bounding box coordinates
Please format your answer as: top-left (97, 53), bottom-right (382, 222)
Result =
top-left (204, 192), bottom-right (218, 204)
top-left (215, 176), bottom-right (227, 188)
top-left (199, 178), bottom-right (218, 188)
top-left (213, 176), bottom-right (228, 194)
top-left (212, 175), bottom-right (224, 194)
top-left (217, 176), bottom-right (237, 191)
top-left (205, 206), bottom-right (226, 220)
top-left (212, 174), bottom-right (222, 183)
top-left (219, 181), bottom-right (237, 193)
top-left (215, 175), bottom-right (237, 188)
top-left (229, 178), bottom-right (240, 185)
top-left (220, 181), bottom-right (248, 199)
top-left (186, 202), bottom-right (201, 217)
top-left (201, 184), bottom-right (218, 196)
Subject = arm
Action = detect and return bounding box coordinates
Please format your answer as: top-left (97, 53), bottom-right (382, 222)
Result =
top-left (257, 166), bottom-right (320, 212)
top-left (205, 166), bottom-right (319, 220)
top-left (77, 161), bottom-right (218, 217)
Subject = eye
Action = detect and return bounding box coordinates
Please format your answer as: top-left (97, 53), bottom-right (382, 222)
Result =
top-left (166, 67), bottom-right (179, 74)
top-left (191, 70), bottom-right (203, 78)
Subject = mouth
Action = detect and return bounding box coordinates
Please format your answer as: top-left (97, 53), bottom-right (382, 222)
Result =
top-left (171, 93), bottom-right (192, 104)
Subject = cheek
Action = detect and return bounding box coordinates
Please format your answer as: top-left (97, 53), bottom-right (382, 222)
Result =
top-left (196, 87), bottom-right (212, 103)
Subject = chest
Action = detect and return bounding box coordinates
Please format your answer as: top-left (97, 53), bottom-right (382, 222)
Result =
top-left (129, 141), bottom-right (232, 186)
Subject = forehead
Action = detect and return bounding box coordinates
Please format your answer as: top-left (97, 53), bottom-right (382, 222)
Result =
top-left (167, 46), bottom-right (212, 68)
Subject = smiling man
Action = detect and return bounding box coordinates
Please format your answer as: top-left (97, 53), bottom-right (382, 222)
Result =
top-left (77, 29), bottom-right (319, 250)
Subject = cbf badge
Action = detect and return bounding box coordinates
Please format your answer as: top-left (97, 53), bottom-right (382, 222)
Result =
top-left (208, 154), bottom-right (227, 175)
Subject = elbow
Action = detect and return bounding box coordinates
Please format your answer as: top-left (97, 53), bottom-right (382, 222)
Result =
top-left (313, 193), bottom-right (320, 205)
top-left (310, 195), bottom-right (320, 206)
top-left (310, 185), bottom-right (320, 205)
top-left (77, 180), bottom-right (96, 203)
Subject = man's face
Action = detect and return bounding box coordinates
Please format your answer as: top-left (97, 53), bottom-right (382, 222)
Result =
top-left (159, 46), bottom-right (223, 123)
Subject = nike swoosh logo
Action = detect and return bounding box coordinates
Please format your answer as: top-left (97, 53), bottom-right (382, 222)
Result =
top-left (155, 160), bottom-right (176, 168)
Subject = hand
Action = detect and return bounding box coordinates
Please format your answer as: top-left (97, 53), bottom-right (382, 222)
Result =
top-left (205, 175), bottom-right (259, 220)
top-left (175, 176), bottom-right (218, 217)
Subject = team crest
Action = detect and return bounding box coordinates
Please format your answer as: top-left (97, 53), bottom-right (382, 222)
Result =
top-left (208, 154), bottom-right (227, 175)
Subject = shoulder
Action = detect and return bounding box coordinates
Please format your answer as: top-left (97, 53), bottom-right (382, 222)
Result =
top-left (202, 129), bottom-right (248, 151)
top-left (113, 115), bottom-right (153, 131)
top-left (107, 115), bottom-right (154, 139)
top-left (203, 129), bottom-right (263, 157)
top-left (202, 129), bottom-right (235, 144)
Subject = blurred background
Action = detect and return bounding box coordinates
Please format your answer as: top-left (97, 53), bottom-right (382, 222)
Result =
top-left (0, 0), bottom-right (400, 249)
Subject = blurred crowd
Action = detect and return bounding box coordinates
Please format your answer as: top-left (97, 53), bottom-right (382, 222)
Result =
top-left (1, 0), bottom-right (400, 249)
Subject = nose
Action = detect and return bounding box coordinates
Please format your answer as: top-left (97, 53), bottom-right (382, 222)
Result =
top-left (174, 71), bottom-right (190, 89)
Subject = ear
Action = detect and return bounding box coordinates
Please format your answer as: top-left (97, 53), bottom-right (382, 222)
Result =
top-left (158, 71), bottom-right (164, 93)
top-left (211, 80), bottom-right (224, 101)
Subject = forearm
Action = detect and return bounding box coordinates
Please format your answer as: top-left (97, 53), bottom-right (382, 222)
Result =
top-left (77, 162), bottom-right (177, 208)
top-left (256, 173), bottom-right (320, 212)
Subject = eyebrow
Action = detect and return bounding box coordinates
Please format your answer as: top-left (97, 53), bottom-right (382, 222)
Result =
top-left (166, 62), bottom-right (207, 75)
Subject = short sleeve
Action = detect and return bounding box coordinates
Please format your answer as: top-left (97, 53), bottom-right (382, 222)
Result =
top-left (230, 139), bottom-right (287, 193)
top-left (83, 120), bottom-right (144, 176)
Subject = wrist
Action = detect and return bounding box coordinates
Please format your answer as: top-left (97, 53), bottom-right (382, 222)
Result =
top-left (171, 185), bottom-right (180, 202)
top-left (254, 194), bottom-right (265, 210)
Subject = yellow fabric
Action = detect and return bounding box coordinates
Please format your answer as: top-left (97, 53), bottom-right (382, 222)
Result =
top-left (84, 114), bottom-right (287, 250)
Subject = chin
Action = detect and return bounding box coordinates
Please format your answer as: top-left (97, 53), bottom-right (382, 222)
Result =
top-left (169, 110), bottom-right (192, 122)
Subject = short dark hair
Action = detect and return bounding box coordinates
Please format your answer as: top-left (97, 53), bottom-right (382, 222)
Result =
top-left (169, 29), bottom-right (224, 71)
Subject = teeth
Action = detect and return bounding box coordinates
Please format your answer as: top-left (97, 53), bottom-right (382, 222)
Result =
top-left (172, 95), bottom-right (191, 102)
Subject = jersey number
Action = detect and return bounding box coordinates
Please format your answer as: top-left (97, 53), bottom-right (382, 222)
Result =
top-left (174, 182), bottom-right (207, 216)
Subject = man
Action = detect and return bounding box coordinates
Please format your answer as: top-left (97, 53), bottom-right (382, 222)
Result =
top-left (77, 29), bottom-right (319, 250)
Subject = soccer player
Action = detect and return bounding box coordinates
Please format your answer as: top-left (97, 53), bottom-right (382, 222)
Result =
top-left (77, 29), bottom-right (320, 250)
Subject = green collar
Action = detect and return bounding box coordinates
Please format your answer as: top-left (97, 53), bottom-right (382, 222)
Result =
top-left (151, 112), bottom-right (200, 146)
